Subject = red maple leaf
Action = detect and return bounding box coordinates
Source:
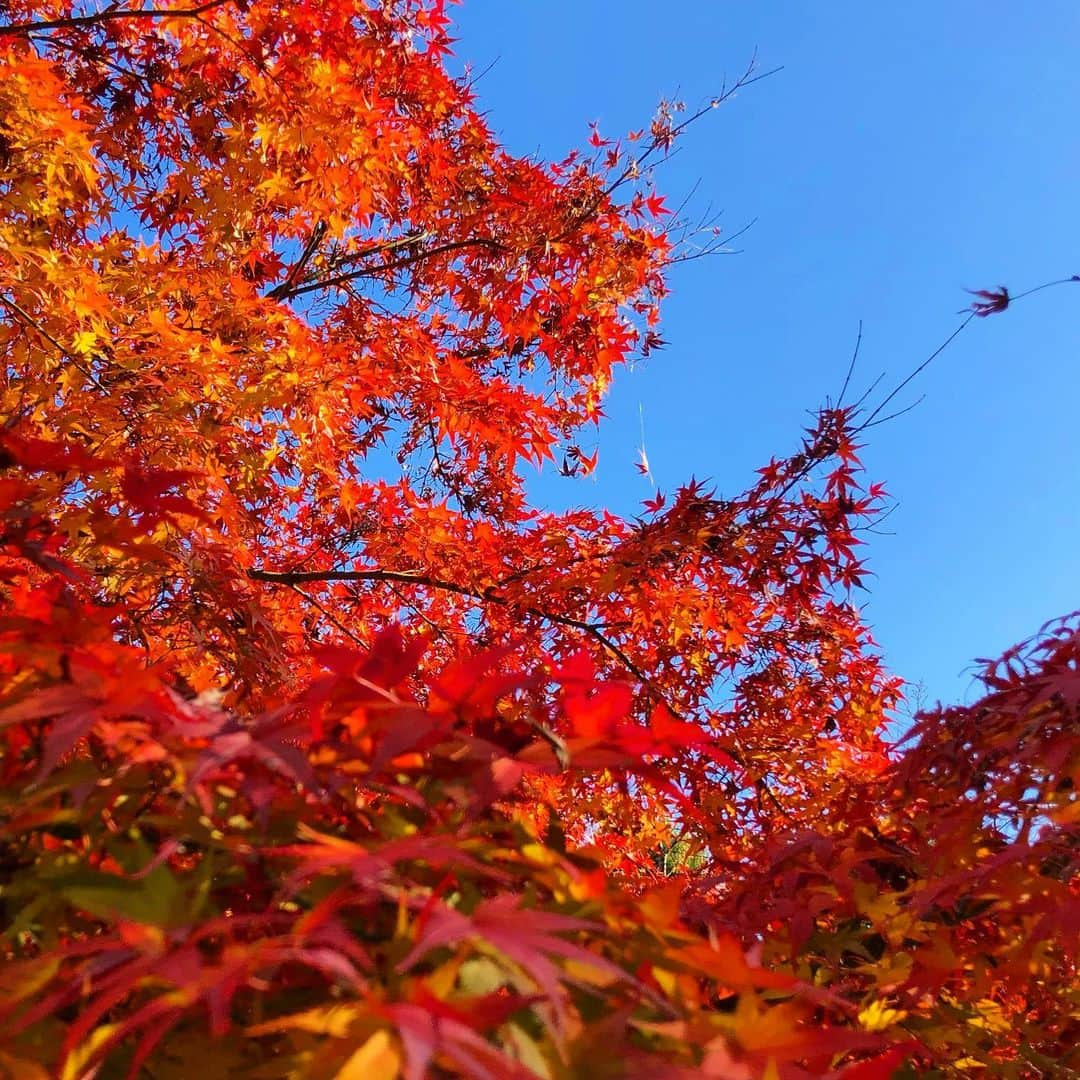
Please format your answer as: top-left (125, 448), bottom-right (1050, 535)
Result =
top-left (588, 123), bottom-right (610, 148)
top-left (0, 431), bottom-right (114, 473)
top-left (643, 490), bottom-right (665, 514)
top-left (645, 192), bottom-right (671, 217)
top-left (966, 285), bottom-right (1009, 316)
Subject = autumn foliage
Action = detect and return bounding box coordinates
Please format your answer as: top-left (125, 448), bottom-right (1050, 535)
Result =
top-left (0, 2), bottom-right (1076, 1076)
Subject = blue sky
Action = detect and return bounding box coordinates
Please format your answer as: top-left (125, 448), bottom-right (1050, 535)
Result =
top-left (447, 1), bottom-right (1080, 712)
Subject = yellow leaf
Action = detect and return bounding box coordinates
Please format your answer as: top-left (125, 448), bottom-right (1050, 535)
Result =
top-left (458, 957), bottom-right (507, 996)
top-left (247, 1003), bottom-right (361, 1038)
top-left (62, 1023), bottom-right (119, 1080)
top-left (853, 880), bottom-right (900, 923)
top-left (858, 998), bottom-right (908, 1033)
top-left (563, 956), bottom-right (620, 989)
top-left (335, 1030), bottom-right (401, 1080)
top-left (872, 951), bottom-right (913, 987)
top-left (71, 329), bottom-right (98, 355)
top-left (505, 1024), bottom-right (553, 1079)
top-left (968, 998), bottom-right (1010, 1035)
top-left (520, 842), bottom-right (559, 867)
top-left (424, 954), bottom-right (465, 998)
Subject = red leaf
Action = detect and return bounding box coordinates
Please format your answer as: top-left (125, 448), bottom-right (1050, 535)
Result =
top-left (121, 467), bottom-right (209, 522)
top-left (645, 192), bottom-right (671, 217)
top-left (0, 431), bottom-right (114, 473)
top-left (588, 124), bottom-right (611, 148)
top-left (830, 1044), bottom-right (917, 1079)
top-left (965, 285), bottom-right (1009, 316)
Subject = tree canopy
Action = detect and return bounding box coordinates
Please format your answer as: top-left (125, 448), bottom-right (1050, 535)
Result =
top-left (0, 2), bottom-right (1076, 1077)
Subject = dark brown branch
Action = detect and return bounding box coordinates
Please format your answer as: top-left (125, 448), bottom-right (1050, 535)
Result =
top-left (317, 229), bottom-right (431, 275)
top-left (0, 294), bottom-right (108, 393)
top-left (265, 220), bottom-right (328, 301)
top-left (248, 566), bottom-right (595, 634)
top-left (250, 565), bottom-right (647, 683)
top-left (0, 0), bottom-right (233, 36)
top-left (278, 238), bottom-right (504, 299)
top-left (248, 565), bottom-right (713, 751)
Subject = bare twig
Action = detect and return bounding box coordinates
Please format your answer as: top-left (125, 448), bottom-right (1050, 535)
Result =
top-left (861, 393), bottom-right (926, 431)
top-left (668, 217), bottom-right (757, 264)
top-left (859, 313), bottom-right (975, 429)
top-left (600, 58), bottom-right (783, 205)
top-left (285, 582), bottom-right (365, 648)
top-left (857, 275), bottom-right (1079, 432)
top-left (836, 320), bottom-right (862, 408)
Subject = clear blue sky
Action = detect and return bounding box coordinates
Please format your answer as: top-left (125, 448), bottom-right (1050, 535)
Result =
top-left (447, 1), bottom-right (1080, 712)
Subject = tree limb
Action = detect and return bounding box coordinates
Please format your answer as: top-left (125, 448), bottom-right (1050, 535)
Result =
top-left (0, 0), bottom-right (233, 36)
top-left (248, 566), bottom-right (595, 634)
top-left (249, 565), bottom-right (650, 683)
top-left (277, 237), bottom-right (504, 299)
top-left (247, 565), bottom-right (727, 760)
top-left (265, 220), bottom-right (328, 301)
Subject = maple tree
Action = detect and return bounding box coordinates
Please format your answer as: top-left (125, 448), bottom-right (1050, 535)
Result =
top-left (0, 1), bottom-right (1076, 1077)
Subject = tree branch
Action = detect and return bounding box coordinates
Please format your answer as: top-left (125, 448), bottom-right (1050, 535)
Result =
top-left (0, 294), bottom-right (108, 392)
top-left (248, 565), bottom-right (721, 756)
top-left (250, 564), bottom-right (653, 684)
top-left (0, 0), bottom-right (233, 37)
top-left (277, 237), bottom-right (504, 299)
top-left (248, 566), bottom-right (594, 633)
top-left (856, 274), bottom-right (1079, 432)
top-left (265, 220), bottom-right (328, 301)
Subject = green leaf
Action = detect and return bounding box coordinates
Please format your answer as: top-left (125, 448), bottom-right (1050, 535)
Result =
top-left (55, 867), bottom-right (183, 927)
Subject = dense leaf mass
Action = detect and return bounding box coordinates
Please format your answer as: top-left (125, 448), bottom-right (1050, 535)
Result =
top-left (0, 2), bottom-right (1076, 1076)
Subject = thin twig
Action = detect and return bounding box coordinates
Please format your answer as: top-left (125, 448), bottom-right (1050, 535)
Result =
top-left (385, 581), bottom-right (454, 644)
top-left (296, 229), bottom-right (430, 287)
top-left (1008, 276), bottom-right (1079, 304)
top-left (850, 371), bottom-right (886, 412)
top-left (862, 393), bottom-right (926, 431)
top-left (668, 217), bottom-right (757, 264)
top-left (859, 275), bottom-right (1078, 431)
top-left (860, 314), bottom-right (974, 429)
top-left (285, 582), bottom-right (365, 648)
top-left (836, 320), bottom-right (862, 408)
top-left (601, 59), bottom-right (783, 204)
